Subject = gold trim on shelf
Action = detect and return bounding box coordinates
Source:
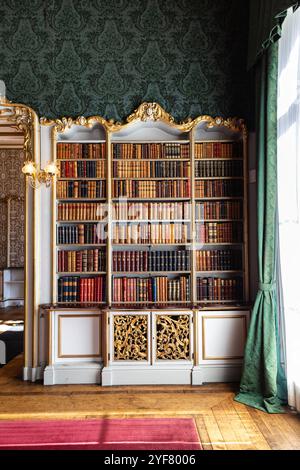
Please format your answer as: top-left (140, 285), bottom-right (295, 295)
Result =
top-left (193, 309), bottom-right (198, 365)
top-left (191, 115), bottom-right (247, 135)
top-left (201, 314), bottom-right (247, 360)
top-left (41, 103), bottom-right (248, 135)
top-left (40, 115), bottom-right (109, 133)
top-left (57, 314), bottom-right (101, 358)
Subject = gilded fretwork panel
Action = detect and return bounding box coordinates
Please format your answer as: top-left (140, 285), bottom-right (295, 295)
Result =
top-left (113, 314), bottom-right (148, 361)
top-left (156, 314), bottom-right (190, 360)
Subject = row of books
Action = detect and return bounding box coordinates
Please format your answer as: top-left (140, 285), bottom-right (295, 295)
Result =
top-left (195, 201), bottom-right (242, 220)
top-left (57, 181), bottom-right (106, 199)
top-left (196, 277), bottom-right (243, 301)
top-left (196, 250), bottom-right (242, 271)
top-left (57, 224), bottom-right (106, 245)
top-left (56, 222), bottom-right (241, 245)
top-left (195, 160), bottom-right (243, 177)
top-left (113, 202), bottom-right (190, 221)
top-left (56, 141), bottom-right (242, 160)
top-left (195, 142), bottom-right (242, 159)
top-left (113, 143), bottom-right (190, 160)
top-left (112, 223), bottom-right (189, 244)
top-left (196, 222), bottom-right (243, 243)
top-left (113, 276), bottom-right (190, 302)
top-left (195, 180), bottom-right (243, 198)
top-left (58, 160), bottom-right (105, 178)
top-left (57, 203), bottom-right (107, 221)
top-left (57, 276), bottom-right (105, 302)
top-left (57, 143), bottom-right (106, 160)
top-left (57, 249), bottom-right (106, 273)
top-left (112, 250), bottom-right (191, 272)
top-left (112, 161), bottom-right (190, 178)
top-left (113, 180), bottom-right (191, 198)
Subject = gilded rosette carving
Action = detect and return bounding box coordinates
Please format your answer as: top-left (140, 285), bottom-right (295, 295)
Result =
top-left (156, 314), bottom-right (190, 360)
top-left (113, 314), bottom-right (148, 361)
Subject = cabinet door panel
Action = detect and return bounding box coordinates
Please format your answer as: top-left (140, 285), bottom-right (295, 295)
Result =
top-left (111, 312), bottom-right (150, 363)
top-left (197, 310), bottom-right (249, 364)
top-left (153, 312), bottom-right (193, 363)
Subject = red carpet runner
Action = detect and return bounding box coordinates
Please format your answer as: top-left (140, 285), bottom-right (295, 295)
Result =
top-left (0, 418), bottom-right (202, 450)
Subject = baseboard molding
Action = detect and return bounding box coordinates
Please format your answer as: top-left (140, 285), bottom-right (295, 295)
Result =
top-left (192, 364), bottom-right (242, 385)
top-left (23, 362), bottom-right (243, 385)
top-left (102, 365), bottom-right (193, 386)
top-left (26, 363), bottom-right (241, 385)
top-left (43, 363), bottom-right (102, 385)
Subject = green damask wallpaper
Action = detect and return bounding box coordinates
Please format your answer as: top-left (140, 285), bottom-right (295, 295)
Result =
top-left (0, 0), bottom-right (250, 122)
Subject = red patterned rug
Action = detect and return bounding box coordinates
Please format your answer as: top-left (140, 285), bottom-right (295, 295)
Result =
top-left (0, 418), bottom-right (202, 450)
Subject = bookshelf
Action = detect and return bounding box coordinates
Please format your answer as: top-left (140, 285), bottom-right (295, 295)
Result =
top-left (51, 104), bottom-right (249, 309)
top-left (40, 103), bottom-right (251, 386)
top-left (54, 122), bottom-right (108, 306)
top-left (192, 121), bottom-right (248, 306)
top-left (110, 119), bottom-right (192, 309)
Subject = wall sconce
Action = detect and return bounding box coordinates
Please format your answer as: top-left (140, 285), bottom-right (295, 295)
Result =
top-left (22, 160), bottom-right (59, 189)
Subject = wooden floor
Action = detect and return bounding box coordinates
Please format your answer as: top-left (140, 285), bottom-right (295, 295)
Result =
top-left (0, 355), bottom-right (299, 450)
top-left (0, 306), bottom-right (24, 322)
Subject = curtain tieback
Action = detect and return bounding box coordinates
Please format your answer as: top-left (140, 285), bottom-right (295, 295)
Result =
top-left (259, 282), bottom-right (276, 292)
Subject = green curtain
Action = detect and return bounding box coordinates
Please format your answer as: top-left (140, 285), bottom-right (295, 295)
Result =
top-left (235, 42), bottom-right (287, 413)
top-left (248, 0), bottom-right (299, 68)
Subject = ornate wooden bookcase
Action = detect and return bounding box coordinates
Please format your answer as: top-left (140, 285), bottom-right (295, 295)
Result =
top-left (41, 103), bottom-right (250, 386)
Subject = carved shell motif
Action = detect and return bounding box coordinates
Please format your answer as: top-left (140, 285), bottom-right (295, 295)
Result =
top-left (127, 102), bottom-right (175, 123)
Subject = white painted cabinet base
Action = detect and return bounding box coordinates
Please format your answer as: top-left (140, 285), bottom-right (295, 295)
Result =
top-left (40, 308), bottom-right (250, 385)
top-left (192, 364), bottom-right (242, 385)
top-left (43, 309), bottom-right (103, 385)
top-left (44, 362), bottom-right (102, 385)
top-left (102, 365), bottom-right (192, 386)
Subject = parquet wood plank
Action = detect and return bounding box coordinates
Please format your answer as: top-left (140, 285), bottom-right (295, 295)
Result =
top-left (212, 400), bottom-right (242, 450)
top-left (195, 415), bottom-right (213, 450)
top-left (284, 412), bottom-right (300, 436)
top-left (201, 411), bottom-right (227, 450)
top-left (249, 408), bottom-right (293, 450)
top-left (260, 411), bottom-right (300, 450)
top-left (232, 400), bottom-right (271, 450)
top-left (220, 398), bottom-right (253, 450)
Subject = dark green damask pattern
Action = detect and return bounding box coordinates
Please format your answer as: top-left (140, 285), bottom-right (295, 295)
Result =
top-left (0, 0), bottom-right (250, 121)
